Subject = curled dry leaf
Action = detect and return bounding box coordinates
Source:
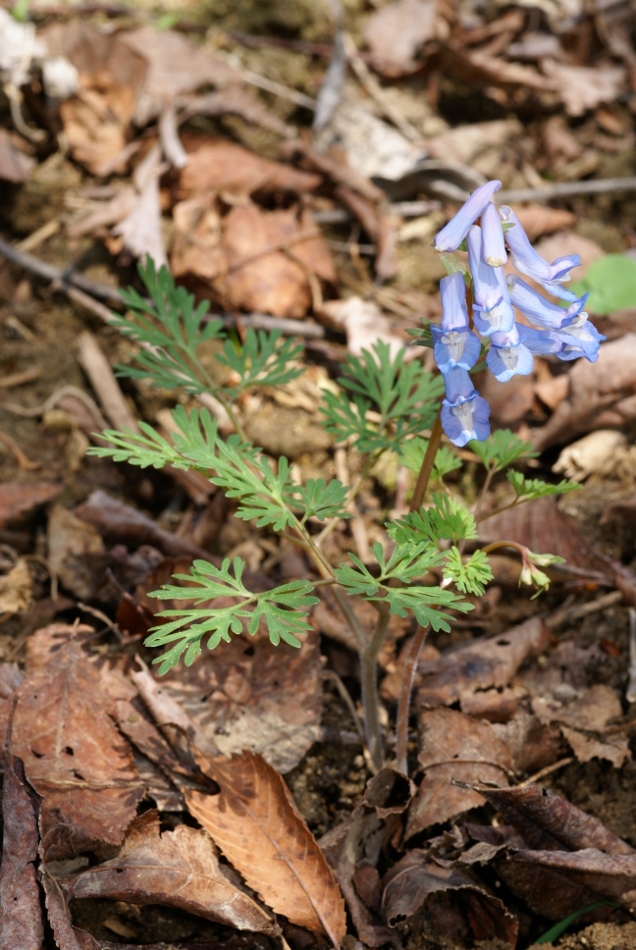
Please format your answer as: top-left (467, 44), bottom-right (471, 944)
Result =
top-left (0, 558), bottom-right (33, 615)
top-left (532, 334), bottom-right (636, 451)
top-left (0, 750), bottom-right (44, 949)
top-left (186, 749), bottom-right (347, 947)
top-left (533, 684), bottom-right (630, 768)
top-left (381, 852), bottom-right (518, 946)
top-left (178, 137), bottom-right (321, 199)
top-left (0, 481), bottom-right (62, 528)
top-left (504, 848), bottom-right (636, 909)
top-left (416, 616), bottom-right (549, 709)
top-left (48, 504), bottom-right (105, 601)
top-left (63, 810), bottom-right (279, 935)
top-left (319, 808), bottom-right (396, 949)
top-left (14, 625), bottom-right (144, 860)
top-left (406, 707), bottom-right (512, 838)
top-left (474, 783), bottom-right (634, 855)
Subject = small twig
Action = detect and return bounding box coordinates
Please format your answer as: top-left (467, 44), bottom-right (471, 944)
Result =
top-left (0, 431), bottom-right (41, 470)
top-left (518, 757), bottom-right (574, 787)
top-left (497, 177), bottom-right (636, 204)
top-left (627, 608), bottom-right (636, 703)
top-left (0, 367), bottom-right (41, 389)
top-left (75, 331), bottom-right (140, 433)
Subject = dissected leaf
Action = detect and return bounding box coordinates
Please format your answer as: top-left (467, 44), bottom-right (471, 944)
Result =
top-left (63, 810), bottom-right (279, 935)
top-left (185, 750), bottom-right (347, 946)
top-left (14, 625), bottom-right (144, 860)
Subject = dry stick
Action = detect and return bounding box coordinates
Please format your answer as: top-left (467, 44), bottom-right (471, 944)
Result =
top-left (394, 412), bottom-right (444, 775)
top-left (75, 331), bottom-right (140, 434)
top-left (497, 176), bottom-right (636, 204)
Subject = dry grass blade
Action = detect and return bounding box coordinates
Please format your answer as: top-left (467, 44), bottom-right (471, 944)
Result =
top-left (185, 750), bottom-right (347, 948)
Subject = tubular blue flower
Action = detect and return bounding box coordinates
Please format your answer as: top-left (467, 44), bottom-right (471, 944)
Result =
top-left (481, 201), bottom-right (507, 267)
top-left (486, 325), bottom-right (534, 382)
top-left (432, 272), bottom-right (481, 372)
top-left (466, 226), bottom-right (515, 336)
top-left (441, 366), bottom-right (490, 447)
top-left (507, 275), bottom-right (588, 330)
top-left (500, 206), bottom-right (580, 288)
top-left (433, 180), bottom-right (502, 253)
top-left (554, 315), bottom-right (605, 362)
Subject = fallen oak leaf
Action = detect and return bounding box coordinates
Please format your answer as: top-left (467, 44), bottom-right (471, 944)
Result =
top-left (63, 810), bottom-right (279, 935)
top-left (185, 749), bottom-right (347, 947)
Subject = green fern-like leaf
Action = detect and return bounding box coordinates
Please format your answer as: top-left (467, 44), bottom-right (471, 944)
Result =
top-left (470, 429), bottom-right (538, 473)
top-left (388, 492), bottom-right (478, 546)
top-left (146, 557), bottom-right (318, 673)
top-left (443, 547), bottom-right (493, 596)
top-left (321, 340), bottom-right (443, 454)
top-left (507, 470), bottom-right (581, 503)
top-left (217, 328), bottom-right (303, 393)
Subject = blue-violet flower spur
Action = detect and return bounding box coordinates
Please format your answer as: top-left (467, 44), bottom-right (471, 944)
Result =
top-left (430, 181), bottom-right (605, 445)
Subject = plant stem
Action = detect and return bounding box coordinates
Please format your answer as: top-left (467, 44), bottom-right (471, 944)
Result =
top-left (395, 623), bottom-right (428, 775)
top-left (392, 408), bottom-right (443, 774)
top-left (360, 601), bottom-right (391, 770)
top-left (410, 410), bottom-right (443, 512)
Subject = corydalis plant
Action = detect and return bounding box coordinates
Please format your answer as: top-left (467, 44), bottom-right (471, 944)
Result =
top-left (91, 255), bottom-right (580, 771)
top-left (430, 179), bottom-right (605, 447)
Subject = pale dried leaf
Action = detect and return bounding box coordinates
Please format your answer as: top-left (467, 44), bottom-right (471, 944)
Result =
top-left (186, 750), bottom-right (347, 946)
top-left (64, 811), bottom-right (279, 934)
top-left (541, 59), bottom-right (626, 116)
top-left (0, 559), bottom-right (32, 615)
top-left (364, 0), bottom-right (441, 76)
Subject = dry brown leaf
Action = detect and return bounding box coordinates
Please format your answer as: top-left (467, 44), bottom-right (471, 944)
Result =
top-left (0, 481), bottom-right (62, 528)
top-left (44, 21), bottom-right (147, 175)
top-left (477, 783), bottom-right (634, 856)
top-left (120, 26), bottom-right (235, 125)
top-left (157, 626), bottom-right (323, 774)
top-left (363, 0), bottom-right (443, 76)
top-left (445, 47), bottom-right (556, 91)
top-left (0, 751), bottom-right (44, 948)
top-left (48, 504), bottom-right (105, 601)
top-left (186, 750), bottom-right (347, 947)
top-left (381, 852), bottom-right (518, 945)
top-left (406, 707), bottom-right (512, 838)
top-left (541, 59), bottom-right (626, 116)
top-left (0, 558), bottom-right (32, 615)
top-left (181, 85), bottom-right (293, 137)
top-left (533, 684), bottom-right (630, 768)
top-left (513, 205), bottom-right (576, 241)
top-left (63, 810), bottom-right (279, 935)
top-left (319, 808), bottom-right (395, 948)
top-left (504, 848), bottom-right (636, 909)
top-left (0, 129), bottom-right (35, 183)
top-left (15, 625), bottom-right (144, 860)
top-left (206, 202), bottom-right (334, 318)
top-left (532, 334), bottom-right (636, 450)
top-left (416, 617), bottom-right (549, 708)
top-left (178, 138), bottom-right (321, 199)
top-left (318, 297), bottom-right (406, 357)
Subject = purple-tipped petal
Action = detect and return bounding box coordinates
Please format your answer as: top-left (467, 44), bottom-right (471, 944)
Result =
top-left (432, 326), bottom-right (481, 372)
top-left (433, 180), bottom-right (502, 253)
top-left (466, 226), bottom-right (515, 336)
top-left (481, 201), bottom-right (507, 267)
top-left (441, 393), bottom-right (491, 446)
top-left (439, 272), bottom-right (470, 331)
top-left (500, 206), bottom-right (580, 283)
top-left (556, 316), bottom-right (605, 362)
top-left (516, 323), bottom-right (568, 356)
top-left (486, 326), bottom-right (534, 381)
top-left (508, 274), bottom-right (588, 329)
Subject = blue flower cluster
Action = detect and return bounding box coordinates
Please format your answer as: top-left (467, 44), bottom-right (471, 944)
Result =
top-left (431, 180), bottom-right (605, 447)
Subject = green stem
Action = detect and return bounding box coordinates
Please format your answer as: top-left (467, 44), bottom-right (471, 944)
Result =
top-left (410, 410), bottom-right (443, 513)
top-left (360, 601), bottom-right (391, 770)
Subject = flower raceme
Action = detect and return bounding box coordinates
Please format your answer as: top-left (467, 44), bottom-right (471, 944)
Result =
top-left (431, 180), bottom-right (605, 447)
